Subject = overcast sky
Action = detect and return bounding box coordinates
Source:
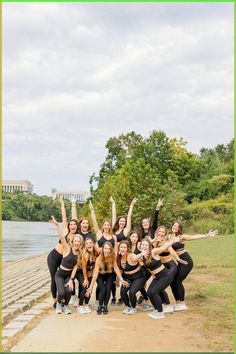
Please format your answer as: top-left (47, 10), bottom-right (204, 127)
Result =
top-left (3, 3), bottom-right (234, 196)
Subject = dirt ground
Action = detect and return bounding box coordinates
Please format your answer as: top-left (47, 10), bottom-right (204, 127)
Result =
top-left (10, 305), bottom-right (208, 352)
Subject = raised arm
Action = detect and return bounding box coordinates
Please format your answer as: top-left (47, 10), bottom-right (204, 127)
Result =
top-left (49, 215), bottom-right (62, 236)
top-left (124, 198), bottom-right (137, 236)
top-left (151, 199), bottom-right (163, 231)
top-left (129, 250), bottom-right (148, 263)
top-left (109, 196), bottom-right (117, 229)
top-left (152, 235), bottom-right (180, 255)
top-left (59, 196), bottom-right (68, 229)
top-left (71, 197), bottom-right (78, 220)
top-left (89, 201), bottom-right (102, 239)
top-left (181, 229), bottom-right (218, 241)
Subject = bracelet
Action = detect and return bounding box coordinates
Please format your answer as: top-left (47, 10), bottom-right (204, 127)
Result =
top-left (120, 277), bottom-right (124, 282)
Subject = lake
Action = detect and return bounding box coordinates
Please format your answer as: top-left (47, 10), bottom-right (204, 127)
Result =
top-left (2, 221), bottom-right (59, 262)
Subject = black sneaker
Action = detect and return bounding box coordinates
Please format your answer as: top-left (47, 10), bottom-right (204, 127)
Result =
top-left (117, 298), bottom-right (123, 305)
top-left (97, 305), bottom-right (103, 315)
top-left (103, 305), bottom-right (108, 314)
top-left (137, 296), bottom-right (144, 305)
top-left (111, 298), bottom-right (116, 306)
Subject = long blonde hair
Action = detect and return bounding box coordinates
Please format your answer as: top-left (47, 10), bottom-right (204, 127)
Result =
top-left (140, 237), bottom-right (153, 266)
top-left (82, 237), bottom-right (98, 264)
top-left (71, 234), bottom-right (84, 267)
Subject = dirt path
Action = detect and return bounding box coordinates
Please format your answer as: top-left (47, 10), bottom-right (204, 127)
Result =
top-left (10, 306), bottom-right (208, 352)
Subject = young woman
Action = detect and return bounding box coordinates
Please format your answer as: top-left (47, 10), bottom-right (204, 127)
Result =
top-left (109, 196), bottom-right (137, 305)
top-left (170, 221), bottom-right (218, 311)
top-left (139, 199), bottom-right (163, 240)
top-left (47, 200), bottom-right (79, 309)
top-left (151, 225), bottom-right (188, 313)
top-left (70, 237), bottom-right (98, 314)
top-left (109, 196), bottom-right (137, 242)
top-left (117, 241), bottom-right (147, 315)
top-left (54, 224), bottom-right (83, 314)
top-left (71, 197), bottom-right (96, 242)
top-left (85, 242), bottom-right (129, 315)
top-left (139, 236), bottom-right (180, 319)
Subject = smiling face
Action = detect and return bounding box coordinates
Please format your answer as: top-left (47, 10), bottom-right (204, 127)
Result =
top-left (157, 227), bottom-right (167, 238)
top-left (130, 232), bottom-right (138, 244)
top-left (118, 217), bottom-right (127, 229)
top-left (102, 221), bottom-right (111, 233)
top-left (85, 238), bottom-right (94, 252)
top-left (72, 235), bottom-right (81, 250)
top-left (142, 218), bottom-right (150, 230)
top-left (140, 240), bottom-right (150, 254)
top-left (103, 243), bottom-right (112, 256)
top-left (119, 242), bottom-right (128, 256)
top-left (80, 219), bottom-right (89, 232)
top-left (69, 220), bottom-right (78, 234)
top-left (172, 222), bottom-right (180, 235)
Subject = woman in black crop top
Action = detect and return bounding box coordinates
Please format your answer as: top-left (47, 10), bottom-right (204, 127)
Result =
top-left (139, 235), bottom-right (179, 319)
top-left (53, 222), bottom-right (83, 315)
top-left (86, 242), bottom-right (129, 315)
top-left (47, 207), bottom-right (80, 309)
top-left (138, 199), bottom-right (163, 240)
top-left (117, 241), bottom-right (147, 315)
top-left (170, 221), bottom-right (218, 312)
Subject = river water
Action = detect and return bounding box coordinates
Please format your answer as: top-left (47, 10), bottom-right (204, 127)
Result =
top-left (2, 221), bottom-right (59, 262)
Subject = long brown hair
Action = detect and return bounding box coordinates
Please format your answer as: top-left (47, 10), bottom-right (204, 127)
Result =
top-left (171, 221), bottom-right (183, 235)
top-left (67, 219), bottom-right (80, 234)
top-left (78, 217), bottom-right (92, 233)
top-left (127, 230), bottom-right (141, 250)
top-left (99, 241), bottom-right (115, 272)
top-left (113, 216), bottom-right (127, 233)
top-left (116, 240), bottom-right (130, 269)
top-left (101, 219), bottom-right (112, 235)
top-left (140, 237), bottom-right (153, 266)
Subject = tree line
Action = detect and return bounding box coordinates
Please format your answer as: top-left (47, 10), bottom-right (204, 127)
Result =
top-left (3, 130), bottom-right (233, 234)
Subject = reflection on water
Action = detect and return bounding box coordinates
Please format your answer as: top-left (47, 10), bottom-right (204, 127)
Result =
top-left (2, 221), bottom-right (59, 262)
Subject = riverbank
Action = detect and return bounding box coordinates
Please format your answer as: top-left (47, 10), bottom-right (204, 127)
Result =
top-left (2, 235), bottom-right (234, 352)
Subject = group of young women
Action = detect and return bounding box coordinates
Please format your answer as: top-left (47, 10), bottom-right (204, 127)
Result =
top-left (47, 196), bottom-right (217, 319)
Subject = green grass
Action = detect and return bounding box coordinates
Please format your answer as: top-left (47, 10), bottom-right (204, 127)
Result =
top-left (184, 234), bottom-right (234, 352)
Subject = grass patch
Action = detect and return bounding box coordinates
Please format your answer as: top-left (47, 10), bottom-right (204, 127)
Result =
top-left (184, 234), bottom-right (234, 352)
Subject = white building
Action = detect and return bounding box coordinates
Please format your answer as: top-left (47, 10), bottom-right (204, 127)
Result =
top-left (2, 180), bottom-right (33, 194)
top-left (52, 188), bottom-right (90, 204)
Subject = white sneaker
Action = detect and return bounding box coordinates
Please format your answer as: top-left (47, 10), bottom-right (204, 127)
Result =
top-left (148, 310), bottom-right (165, 319)
top-left (122, 306), bottom-right (130, 314)
top-left (77, 306), bottom-right (87, 314)
top-left (69, 295), bottom-right (76, 305)
top-left (73, 297), bottom-right (79, 307)
top-left (127, 307), bottom-right (137, 315)
top-left (55, 303), bottom-right (62, 314)
top-left (163, 305), bottom-right (174, 313)
top-left (173, 303), bottom-right (188, 311)
top-left (84, 305), bottom-right (91, 313)
top-left (141, 304), bottom-right (153, 311)
top-left (64, 305), bottom-right (72, 314)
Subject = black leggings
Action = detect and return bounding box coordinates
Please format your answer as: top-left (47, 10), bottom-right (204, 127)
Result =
top-left (111, 271), bottom-right (117, 298)
top-left (76, 271), bottom-right (91, 306)
top-left (55, 268), bottom-right (72, 305)
top-left (147, 268), bottom-right (172, 312)
top-left (121, 270), bottom-right (146, 308)
top-left (159, 260), bottom-right (178, 305)
top-left (97, 273), bottom-right (114, 306)
top-left (47, 249), bottom-right (62, 299)
top-left (171, 252), bottom-right (193, 302)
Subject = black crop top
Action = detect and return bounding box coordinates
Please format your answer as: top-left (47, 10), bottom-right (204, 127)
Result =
top-left (145, 257), bottom-right (162, 271)
top-left (172, 242), bottom-right (185, 251)
top-left (86, 259), bottom-right (94, 272)
top-left (79, 231), bottom-right (96, 242)
top-left (61, 248), bottom-right (78, 269)
top-left (97, 236), bottom-right (115, 248)
top-left (134, 246), bottom-right (141, 255)
top-left (116, 230), bottom-right (127, 242)
top-left (121, 259), bottom-right (139, 272)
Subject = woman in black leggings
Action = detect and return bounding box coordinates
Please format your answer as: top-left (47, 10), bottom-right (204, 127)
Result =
top-left (54, 226), bottom-right (82, 314)
top-left (152, 225), bottom-right (188, 313)
top-left (170, 221), bottom-right (218, 311)
top-left (139, 236), bottom-right (180, 319)
top-left (117, 241), bottom-right (147, 315)
top-left (47, 200), bottom-right (79, 308)
top-left (86, 242), bottom-right (129, 315)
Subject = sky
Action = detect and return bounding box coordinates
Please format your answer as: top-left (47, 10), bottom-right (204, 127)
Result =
top-left (3, 2), bottom-right (234, 196)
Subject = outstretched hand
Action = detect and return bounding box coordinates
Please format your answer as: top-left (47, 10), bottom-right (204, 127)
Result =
top-left (49, 215), bottom-right (58, 225)
top-left (109, 196), bottom-right (115, 203)
top-left (71, 196), bottom-right (77, 204)
top-left (156, 199), bottom-right (164, 211)
top-left (131, 197), bottom-right (137, 206)
top-left (89, 200), bottom-right (94, 210)
top-left (207, 229), bottom-right (218, 237)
